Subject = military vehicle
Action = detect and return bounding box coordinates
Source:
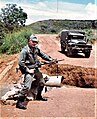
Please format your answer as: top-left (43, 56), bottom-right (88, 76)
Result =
top-left (59, 30), bottom-right (92, 58)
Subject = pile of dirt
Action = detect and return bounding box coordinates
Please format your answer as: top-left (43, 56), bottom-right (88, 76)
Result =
top-left (41, 64), bottom-right (97, 88)
top-left (0, 54), bottom-right (21, 85)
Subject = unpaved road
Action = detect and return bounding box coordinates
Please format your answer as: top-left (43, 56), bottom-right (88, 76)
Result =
top-left (0, 34), bottom-right (97, 118)
top-left (1, 87), bottom-right (97, 118)
top-left (37, 34), bottom-right (97, 68)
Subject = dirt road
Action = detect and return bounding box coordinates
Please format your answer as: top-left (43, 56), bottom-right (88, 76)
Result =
top-left (37, 34), bottom-right (97, 68)
top-left (1, 87), bottom-right (97, 118)
top-left (0, 34), bottom-right (97, 118)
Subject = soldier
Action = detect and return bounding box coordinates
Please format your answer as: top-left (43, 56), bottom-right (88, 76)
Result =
top-left (16, 34), bottom-right (54, 109)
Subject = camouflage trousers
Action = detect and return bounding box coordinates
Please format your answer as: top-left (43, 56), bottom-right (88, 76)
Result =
top-left (19, 69), bottom-right (45, 99)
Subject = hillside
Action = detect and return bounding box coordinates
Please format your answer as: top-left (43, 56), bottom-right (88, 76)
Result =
top-left (28, 19), bottom-right (97, 34)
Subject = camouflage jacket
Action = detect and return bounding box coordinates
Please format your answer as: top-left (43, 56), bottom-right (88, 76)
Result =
top-left (18, 45), bottom-right (52, 73)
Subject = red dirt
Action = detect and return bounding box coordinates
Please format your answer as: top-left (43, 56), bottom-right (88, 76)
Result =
top-left (0, 34), bottom-right (97, 118)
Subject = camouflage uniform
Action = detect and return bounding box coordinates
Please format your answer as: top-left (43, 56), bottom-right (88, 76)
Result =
top-left (18, 45), bottom-right (52, 101)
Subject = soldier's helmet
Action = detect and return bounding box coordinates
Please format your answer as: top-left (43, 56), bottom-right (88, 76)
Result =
top-left (30, 34), bottom-right (39, 43)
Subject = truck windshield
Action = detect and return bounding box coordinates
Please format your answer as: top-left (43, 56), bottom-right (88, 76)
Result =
top-left (68, 35), bottom-right (85, 40)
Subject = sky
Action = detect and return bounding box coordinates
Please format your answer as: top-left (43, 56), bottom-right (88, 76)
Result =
top-left (0, 0), bottom-right (97, 25)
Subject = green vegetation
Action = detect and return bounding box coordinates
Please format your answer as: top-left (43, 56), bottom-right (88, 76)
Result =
top-left (30, 19), bottom-right (97, 33)
top-left (0, 4), bottom-right (27, 32)
top-left (0, 3), bottom-right (28, 53)
top-left (0, 27), bottom-right (33, 54)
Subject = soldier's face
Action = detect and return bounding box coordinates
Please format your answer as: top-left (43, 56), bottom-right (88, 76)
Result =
top-left (28, 39), bottom-right (38, 48)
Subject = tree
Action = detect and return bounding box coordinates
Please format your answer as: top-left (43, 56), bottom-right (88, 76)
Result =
top-left (0, 4), bottom-right (27, 31)
top-left (0, 21), bottom-right (6, 45)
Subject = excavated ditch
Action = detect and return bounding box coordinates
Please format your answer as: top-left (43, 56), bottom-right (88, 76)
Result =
top-left (41, 64), bottom-right (97, 88)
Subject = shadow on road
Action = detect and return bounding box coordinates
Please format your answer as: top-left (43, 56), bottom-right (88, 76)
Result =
top-left (58, 51), bottom-right (85, 58)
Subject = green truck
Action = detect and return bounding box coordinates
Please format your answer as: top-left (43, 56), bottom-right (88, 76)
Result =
top-left (59, 30), bottom-right (92, 58)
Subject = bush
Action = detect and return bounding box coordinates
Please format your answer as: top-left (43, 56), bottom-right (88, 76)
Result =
top-left (0, 28), bottom-right (33, 54)
top-left (84, 29), bottom-right (97, 43)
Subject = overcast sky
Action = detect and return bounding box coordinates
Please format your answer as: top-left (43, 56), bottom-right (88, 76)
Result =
top-left (0, 0), bottom-right (97, 25)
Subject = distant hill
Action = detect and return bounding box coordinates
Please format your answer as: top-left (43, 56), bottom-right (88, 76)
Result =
top-left (28, 19), bottom-right (97, 34)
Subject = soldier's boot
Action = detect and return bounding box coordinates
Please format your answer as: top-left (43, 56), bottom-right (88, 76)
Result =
top-left (36, 95), bottom-right (47, 101)
top-left (16, 96), bottom-right (27, 110)
top-left (36, 86), bottom-right (47, 101)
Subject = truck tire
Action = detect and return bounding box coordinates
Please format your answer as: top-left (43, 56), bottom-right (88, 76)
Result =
top-left (67, 49), bottom-right (72, 57)
top-left (61, 45), bottom-right (65, 53)
top-left (85, 52), bottom-right (91, 58)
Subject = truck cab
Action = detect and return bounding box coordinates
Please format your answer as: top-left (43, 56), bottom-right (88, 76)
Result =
top-left (59, 30), bottom-right (92, 58)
